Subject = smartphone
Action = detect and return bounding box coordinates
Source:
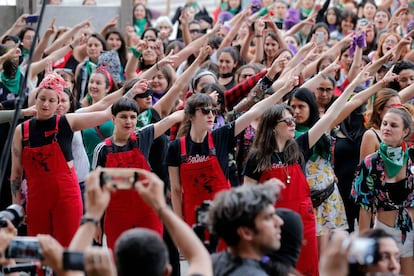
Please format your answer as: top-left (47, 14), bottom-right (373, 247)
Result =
top-left (25, 15), bottom-right (39, 24)
top-left (346, 237), bottom-right (378, 265)
top-left (316, 31), bottom-right (324, 45)
top-left (99, 168), bottom-right (139, 190)
top-left (5, 237), bottom-right (43, 261)
top-left (63, 251), bottom-right (84, 271)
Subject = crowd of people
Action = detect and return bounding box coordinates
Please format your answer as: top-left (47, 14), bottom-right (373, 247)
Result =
top-left (1, 0), bottom-right (414, 275)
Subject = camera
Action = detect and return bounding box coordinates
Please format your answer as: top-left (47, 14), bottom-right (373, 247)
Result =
top-left (193, 201), bottom-right (218, 253)
top-left (195, 201), bottom-right (211, 227)
top-left (5, 236), bottom-right (43, 261)
top-left (0, 204), bottom-right (24, 228)
top-left (63, 251), bottom-right (85, 271)
top-left (345, 237), bottom-right (379, 265)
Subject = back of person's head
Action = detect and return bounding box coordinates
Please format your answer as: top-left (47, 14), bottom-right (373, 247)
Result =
top-left (114, 228), bottom-right (170, 276)
top-left (111, 97), bottom-right (140, 116)
top-left (264, 208), bottom-right (303, 276)
top-left (208, 182), bottom-right (279, 247)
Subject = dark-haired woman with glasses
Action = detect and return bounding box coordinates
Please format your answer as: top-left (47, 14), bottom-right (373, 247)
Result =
top-left (242, 68), bottom-right (376, 276)
top-left (166, 73), bottom-right (296, 228)
top-left (314, 75), bottom-right (336, 116)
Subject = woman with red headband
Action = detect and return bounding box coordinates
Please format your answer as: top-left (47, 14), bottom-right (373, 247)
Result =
top-left (10, 73), bottom-right (113, 246)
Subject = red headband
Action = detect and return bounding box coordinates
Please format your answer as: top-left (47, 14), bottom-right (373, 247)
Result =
top-left (38, 72), bottom-right (66, 98)
top-left (96, 66), bottom-right (114, 90)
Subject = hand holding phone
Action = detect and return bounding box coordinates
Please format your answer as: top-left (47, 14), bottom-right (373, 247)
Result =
top-left (25, 15), bottom-right (39, 24)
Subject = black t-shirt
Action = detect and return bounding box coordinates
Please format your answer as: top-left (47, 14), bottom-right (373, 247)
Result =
top-left (166, 122), bottom-right (236, 178)
top-left (211, 251), bottom-right (269, 276)
top-left (243, 133), bottom-right (310, 180)
top-left (92, 125), bottom-right (154, 168)
top-left (22, 115), bottom-right (73, 162)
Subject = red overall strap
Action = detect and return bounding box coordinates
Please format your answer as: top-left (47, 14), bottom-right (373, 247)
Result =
top-left (23, 120), bottom-right (30, 142)
top-left (180, 136), bottom-right (187, 157)
top-left (207, 132), bottom-right (215, 155)
top-left (44, 115), bottom-right (61, 137)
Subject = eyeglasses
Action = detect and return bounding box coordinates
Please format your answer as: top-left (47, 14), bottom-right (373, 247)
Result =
top-left (196, 106), bottom-right (218, 115)
top-left (316, 87), bottom-right (333, 93)
top-left (134, 89), bottom-right (153, 99)
top-left (189, 29), bottom-right (201, 34)
top-left (240, 74), bottom-right (253, 79)
top-left (277, 117), bottom-right (296, 127)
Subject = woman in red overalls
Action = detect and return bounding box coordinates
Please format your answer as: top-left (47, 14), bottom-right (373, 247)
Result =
top-left (166, 74), bottom-right (296, 227)
top-left (92, 87), bottom-right (185, 249)
top-left (243, 91), bottom-right (356, 276)
top-left (10, 73), bottom-right (114, 246)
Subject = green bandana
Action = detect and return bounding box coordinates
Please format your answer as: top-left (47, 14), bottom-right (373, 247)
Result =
top-left (378, 142), bottom-right (409, 178)
top-left (229, 7), bottom-right (239, 15)
top-left (302, 8), bottom-right (312, 17)
top-left (85, 59), bottom-right (97, 77)
top-left (134, 18), bottom-right (147, 37)
top-left (137, 109), bottom-right (152, 128)
top-left (294, 124), bottom-right (309, 138)
top-left (0, 66), bottom-right (21, 95)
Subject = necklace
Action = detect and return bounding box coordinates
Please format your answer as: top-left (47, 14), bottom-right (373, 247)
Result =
top-left (275, 152), bottom-right (291, 185)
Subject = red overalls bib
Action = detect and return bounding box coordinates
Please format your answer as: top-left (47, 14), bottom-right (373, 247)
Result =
top-left (103, 132), bottom-right (163, 249)
top-left (22, 115), bottom-right (82, 247)
top-left (260, 163), bottom-right (319, 276)
top-left (179, 133), bottom-right (230, 227)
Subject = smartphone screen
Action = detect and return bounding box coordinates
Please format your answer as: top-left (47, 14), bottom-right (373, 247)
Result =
top-left (99, 168), bottom-right (139, 190)
top-left (5, 237), bottom-right (42, 261)
top-left (63, 251), bottom-right (84, 271)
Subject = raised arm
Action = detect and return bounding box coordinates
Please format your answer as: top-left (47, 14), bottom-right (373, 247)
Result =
top-left (332, 66), bottom-right (398, 128)
top-left (234, 70), bottom-right (298, 136)
top-left (135, 169), bottom-right (213, 276)
top-left (307, 69), bottom-right (371, 148)
top-left (153, 110), bottom-right (184, 139)
top-left (251, 18), bottom-right (265, 63)
top-left (66, 108), bottom-right (112, 132)
top-left (219, 8), bottom-right (251, 50)
top-left (153, 45), bottom-right (211, 118)
top-left (0, 14), bottom-right (28, 43)
top-left (32, 18), bottom-right (56, 62)
top-left (301, 57), bottom-right (340, 92)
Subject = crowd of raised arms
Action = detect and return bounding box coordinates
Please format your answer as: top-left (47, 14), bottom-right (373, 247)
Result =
top-left (1, 0), bottom-right (414, 275)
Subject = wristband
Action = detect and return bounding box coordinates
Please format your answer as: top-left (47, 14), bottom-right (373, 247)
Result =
top-left (129, 47), bottom-right (142, 59)
top-left (80, 216), bottom-right (99, 226)
top-left (69, 44), bottom-right (74, 50)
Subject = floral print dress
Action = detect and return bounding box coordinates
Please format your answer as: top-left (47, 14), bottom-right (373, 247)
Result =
top-left (352, 151), bottom-right (414, 243)
top-left (306, 155), bottom-right (349, 235)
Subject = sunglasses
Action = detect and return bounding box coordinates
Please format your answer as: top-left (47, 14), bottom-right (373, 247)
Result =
top-left (240, 74), bottom-right (253, 79)
top-left (278, 117), bottom-right (296, 127)
top-left (134, 89), bottom-right (153, 99)
top-left (196, 106), bottom-right (218, 115)
top-left (316, 87), bottom-right (333, 93)
top-left (189, 29), bottom-right (201, 34)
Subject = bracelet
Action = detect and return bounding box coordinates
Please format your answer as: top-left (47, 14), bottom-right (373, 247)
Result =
top-left (255, 34), bottom-right (262, 38)
top-left (156, 205), bottom-right (169, 217)
top-left (80, 216), bottom-right (99, 226)
top-left (129, 47), bottom-right (142, 59)
top-left (69, 44), bottom-right (74, 50)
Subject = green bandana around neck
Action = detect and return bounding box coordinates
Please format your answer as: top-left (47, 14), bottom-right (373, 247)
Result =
top-left (378, 141), bottom-right (409, 178)
top-left (229, 7), bottom-right (239, 15)
top-left (134, 18), bottom-right (147, 36)
top-left (294, 124), bottom-right (310, 138)
top-left (137, 109), bottom-right (152, 128)
top-left (0, 66), bottom-right (21, 95)
top-left (85, 59), bottom-right (97, 77)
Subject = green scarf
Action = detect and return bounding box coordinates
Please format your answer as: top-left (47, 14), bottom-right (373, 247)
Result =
top-left (134, 18), bottom-right (147, 37)
top-left (85, 59), bottom-right (97, 77)
top-left (229, 7), bottom-right (239, 15)
top-left (137, 109), bottom-right (152, 128)
top-left (302, 8), bottom-right (312, 17)
top-left (295, 124), bottom-right (309, 138)
top-left (0, 66), bottom-right (21, 95)
top-left (21, 48), bottom-right (29, 57)
top-left (185, 2), bottom-right (198, 9)
top-left (378, 142), bottom-right (409, 178)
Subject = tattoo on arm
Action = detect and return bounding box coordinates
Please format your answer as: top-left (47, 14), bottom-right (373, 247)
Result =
top-left (124, 88), bottom-right (134, 99)
top-left (11, 178), bottom-right (21, 198)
